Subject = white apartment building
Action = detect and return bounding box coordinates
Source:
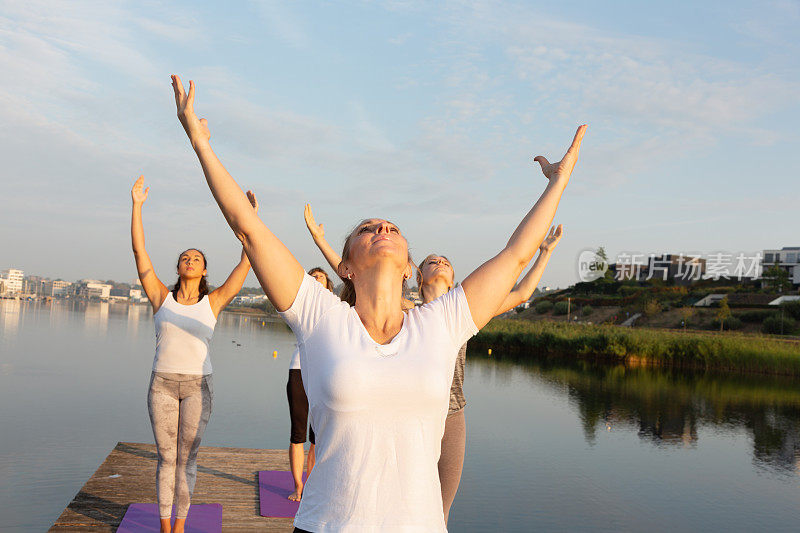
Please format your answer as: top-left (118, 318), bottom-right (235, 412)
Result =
top-left (0, 268), bottom-right (24, 294)
top-left (44, 280), bottom-right (73, 297)
top-left (231, 294), bottom-right (269, 305)
top-left (74, 279), bottom-right (112, 300)
top-left (762, 247), bottom-right (800, 287)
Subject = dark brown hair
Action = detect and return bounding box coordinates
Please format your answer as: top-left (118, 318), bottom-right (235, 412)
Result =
top-left (308, 267), bottom-right (335, 292)
top-left (172, 248), bottom-right (209, 301)
top-left (338, 219), bottom-right (413, 307)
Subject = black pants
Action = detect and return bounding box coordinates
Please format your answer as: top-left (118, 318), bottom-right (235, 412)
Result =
top-left (287, 369), bottom-right (315, 444)
top-left (294, 529), bottom-right (313, 533)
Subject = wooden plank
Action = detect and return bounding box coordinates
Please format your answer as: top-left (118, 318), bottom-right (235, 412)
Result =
top-left (50, 442), bottom-right (298, 532)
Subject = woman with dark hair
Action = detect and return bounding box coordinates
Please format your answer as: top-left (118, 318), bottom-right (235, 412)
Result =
top-left (306, 203), bottom-right (563, 523)
top-left (286, 266), bottom-right (334, 501)
top-left (130, 175), bottom-right (257, 533)
top-left (172, 74), bottom-right (585, 532)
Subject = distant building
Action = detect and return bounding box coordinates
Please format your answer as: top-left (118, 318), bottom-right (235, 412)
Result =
top-left (0, 268), bottom-right (24, 294)
top-left (43, 279), bottom-right (73, 297)
top-left (231, 294), bottom-right (269, 305)
top-left (762, 247), bottom-right (800, 288)
top-left (74, 279), bottom-right (112, 300)
top-left (646, 254), bottom-right (707, 285)
top-left (769, 295), bottom-right (800, 306)
top-left (129, 288), bottom-right (144, 302)
top-left (23, 275), bottom-right (46, 295)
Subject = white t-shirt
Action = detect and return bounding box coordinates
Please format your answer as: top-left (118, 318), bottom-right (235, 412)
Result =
top-left (280, 274), bottom-right (478, 533)
top-left (289, 346), bottom-right (301, 370)
top-left (152, 293), bottom-right (216, 375)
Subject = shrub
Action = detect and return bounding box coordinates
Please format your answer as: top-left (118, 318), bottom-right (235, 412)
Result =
top-left (762, 315), bottom-right (797, 335)
top-left (781, 301), bottom-right (800, 320)
top-left (643, 299), bottom-right (662, 317)
top-left (581, 305), bottom-right (593, 316)
top-left (737, 310), bottom-right (773, 323)
top-left (535, 301), bottom-right (553, 314)
top-left (553, 301), bottom-right (570, 315)
top-left (710, 316), bottom-right (743, 331)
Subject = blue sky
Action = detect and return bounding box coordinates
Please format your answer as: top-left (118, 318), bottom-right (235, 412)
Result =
top-left (0, 0), bottom-right (798, 288)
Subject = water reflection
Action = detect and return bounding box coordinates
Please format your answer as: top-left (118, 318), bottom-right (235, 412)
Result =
top-left (472, 351), bottom-right (800, 475)
top-left (0, 299), bottom-right (21, 339)
top-left (83, 302), bottom-right (109, 334)
top-left (126, 303), bottom-right (146, 338)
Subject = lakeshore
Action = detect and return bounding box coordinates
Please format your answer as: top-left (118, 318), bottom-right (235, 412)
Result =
top-left (473, 318), bottom-right (800, 377)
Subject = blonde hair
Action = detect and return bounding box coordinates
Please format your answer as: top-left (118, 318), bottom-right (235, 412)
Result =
top-left (339, 219), bottom-right (414, 307)
top-left (416, 253), bottom-right (454, 301)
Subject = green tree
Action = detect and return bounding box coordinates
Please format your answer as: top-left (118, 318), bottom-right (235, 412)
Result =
top-left (762, 262), bottom-right (791, 292)
top-left (716, 296), bottom-right (731, 331)
top-left (679, 306), bottom-right (694, 330)
top-left (595, 246), bottom-right (614, 282)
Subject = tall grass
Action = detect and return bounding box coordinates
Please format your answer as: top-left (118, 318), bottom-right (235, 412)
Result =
top-left (473, 319), bottom-right (800, 376)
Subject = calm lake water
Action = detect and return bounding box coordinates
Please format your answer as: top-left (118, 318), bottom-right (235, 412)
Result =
top-left (2, 299), bottom-right (800, 532)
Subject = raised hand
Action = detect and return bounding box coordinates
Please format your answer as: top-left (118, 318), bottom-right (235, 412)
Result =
top-left (246, 190), bottom-right (259, 213)
top-left (534, 125), bottom-right (587, 185)
top-left (171, 74), bottom-right (210, 146)
top-left (539, 224), bottom-right (563, 253)
top-left (131, 175), bottom-right (149, 205)
top-left (304, 203), bottom-right (325, 240)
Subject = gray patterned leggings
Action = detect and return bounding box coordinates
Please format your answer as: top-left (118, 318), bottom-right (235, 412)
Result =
top-left (147, 372), bottom-right (214, 519)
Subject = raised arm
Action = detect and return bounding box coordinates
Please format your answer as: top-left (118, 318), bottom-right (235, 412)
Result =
top-left (171, 74), bottom-right (303, 311)
top-left (130, 175), bottom-right (169, 312)
top-left (304, 204), bottom-right (343, 276)
top-left (208, 192), bottom-right (258, 317)
top-left (461, 125), bottom-right (586, 329)
top-left (494, 224), bottom-right (562, 315)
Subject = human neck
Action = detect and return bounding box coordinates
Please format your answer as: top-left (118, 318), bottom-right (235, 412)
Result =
top-left (176, 278), bottom-right (202, 302)
top-left (352, 264), bottom-right (405, 345)
top-left (421, 279), bottom-right (450, 304)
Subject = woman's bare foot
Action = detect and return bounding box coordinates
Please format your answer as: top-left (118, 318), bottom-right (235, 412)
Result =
top-left (173, 517), bottom-right (186, 533)
top-left (288, 483), bottom-right (303, 501)
top-left (159, 517), bottom-right (171, 533)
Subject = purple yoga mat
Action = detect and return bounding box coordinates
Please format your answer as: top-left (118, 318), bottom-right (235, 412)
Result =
top-left (258, 470), bottom-right (307, 517)
top-left (117, 503), bottom-right (222, 532)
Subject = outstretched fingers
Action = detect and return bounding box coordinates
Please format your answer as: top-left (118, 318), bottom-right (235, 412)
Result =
top-left (564, 124), bottom-right (587, 162)
top-left (171, 75), bottom-right (185, 107)
top-left (304, 203), bottom-right (316, 226)
top-left (246, 190), bottom-right (259, 212)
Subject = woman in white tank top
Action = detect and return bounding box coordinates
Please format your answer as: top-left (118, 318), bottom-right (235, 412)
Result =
top-left (173, 74), bottom-right (586, 532)
top-left (130, 175), bottom-right (258, 533)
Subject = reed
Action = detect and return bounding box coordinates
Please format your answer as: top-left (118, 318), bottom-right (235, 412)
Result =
top-left (473, 319), bottom-right (800, 376)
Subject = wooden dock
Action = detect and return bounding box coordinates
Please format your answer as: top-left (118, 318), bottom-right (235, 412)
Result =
top-left (50, 442), bottom-right (297, 531)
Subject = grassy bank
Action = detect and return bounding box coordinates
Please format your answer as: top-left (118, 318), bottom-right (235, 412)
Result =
top-left (473, 319), bottom-right (800, 376)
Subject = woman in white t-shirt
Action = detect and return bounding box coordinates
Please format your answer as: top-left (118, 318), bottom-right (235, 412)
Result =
top-left (287, 267), bottom-right (335, 501)
top-left (131, 175), bottom-right (258, 533)
top-left (304, 207), bottom-right (564, 524)
top-left (172, 74), bottom-right (586, 532)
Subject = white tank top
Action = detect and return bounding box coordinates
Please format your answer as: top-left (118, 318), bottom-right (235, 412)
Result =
top-left (152, 292), bottom-right (217, 375)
